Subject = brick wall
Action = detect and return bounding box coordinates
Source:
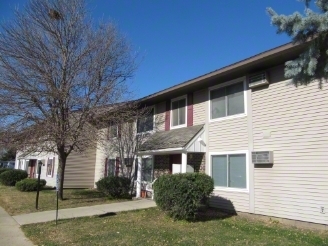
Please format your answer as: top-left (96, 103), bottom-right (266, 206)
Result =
top-left (153, 155), bottom-right (171, 178)
top-left (187, 153), bottom-right (205, 173)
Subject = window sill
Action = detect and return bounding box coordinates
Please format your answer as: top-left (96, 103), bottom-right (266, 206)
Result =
top-left (170, 124), bottom-right (187, 130)
top-left (209, 113), bottom-right (246, 123)
top-left (213, 187), bottom-right (249, 193)
top-left (107, 137), bottom-right (118, 140)
top-left (136, 130), bottom-right (155, 135)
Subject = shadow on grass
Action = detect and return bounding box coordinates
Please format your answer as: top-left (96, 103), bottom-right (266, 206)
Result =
top-left (194, 196), bottom-right (237, 222)
top-left (195, 207), bottom-right (236, 222)
top-left (67, 189), bottom-right (107, 199)
top-left (98, 212), bottom-right (117, 218)
top-left (42, 186), bottom-right (56, 191)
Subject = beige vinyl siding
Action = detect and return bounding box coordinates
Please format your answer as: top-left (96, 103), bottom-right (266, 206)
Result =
top-left (207, 93), bottom-right (250, 213)
top-left (94, 129), bottom-right (107, 185)
top-left (64, 148), bottom-right (97, 188)
top-left (208, 116), bottom-right (248, 152)
top-left (193, 89), bottom-right (207, 125)
top-left (155, 101), bottom-right (166, 131)
top-left (210, 191), bottom-right (249, 212)
top-left (94, 146), bottom-right (106, 186)
top-left (252, 65), bottom-right (328, 225)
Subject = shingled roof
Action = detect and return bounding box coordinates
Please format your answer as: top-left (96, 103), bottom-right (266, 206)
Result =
top-left (139, 124), bottom-right (204, 151)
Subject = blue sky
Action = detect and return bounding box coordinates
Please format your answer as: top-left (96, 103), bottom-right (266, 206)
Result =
top-left (0, 0), bottom-right (309, 98)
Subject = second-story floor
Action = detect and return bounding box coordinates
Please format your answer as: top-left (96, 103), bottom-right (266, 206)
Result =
top-left (137, 42), bottom-right (309, 136)
top-left (102, 40), bottom-right (327, 159)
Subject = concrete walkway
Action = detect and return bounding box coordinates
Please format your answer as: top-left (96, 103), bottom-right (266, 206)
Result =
top-left (13, 199), bottom-right (156, 225)
top-left (0, 207), bottom-right (34, 246)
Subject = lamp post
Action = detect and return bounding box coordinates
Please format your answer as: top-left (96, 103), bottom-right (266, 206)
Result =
top-left (35, 160), bottom-right (42, 209)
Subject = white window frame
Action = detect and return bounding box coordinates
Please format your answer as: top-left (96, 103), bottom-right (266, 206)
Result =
top-left (106, 158), bottom-right (117, 176)
top-left (136, 106), bottom-right (155, 134)
top-left (141, 155), bottom-right (154, 182)
top-left (108, 123), bottom-right (118, 139)
top-left (209, 150), bottom-right (249, 193)
top-left (170, 95), bottom-right (187, 129)
top-left (208, 77), bottom-right (247, 123)
top-left (46, 157), bottom-right (55, 177)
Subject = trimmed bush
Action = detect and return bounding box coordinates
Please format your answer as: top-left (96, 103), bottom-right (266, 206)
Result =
top-left (153, 172), bottom-right (214, 220)
top-left (0, 169), bottom-right (28, 186)
top-left (15, 178), bottom-right (47, 192)
top-left (0, 168), bottom-right (10, 175)
top-left (96, 176), bottom-right (131, 199)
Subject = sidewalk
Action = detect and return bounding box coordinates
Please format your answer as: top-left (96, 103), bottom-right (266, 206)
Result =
top-left (13, 199), bottom-right (156, 225)
top-left (0, 207), bottom-right (34, 246)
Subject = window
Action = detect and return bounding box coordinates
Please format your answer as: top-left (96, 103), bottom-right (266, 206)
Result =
top-left (107, 159), bottom-right (116, 176)
top-left (210, 82), bottom-right (244, 120)
top-left (124, 158), bottom-right (134, 167)
top-left (212, 154), bottom-right (246, 189)
top-left (46, 157), bottom-right (55, 177)
top-left (137, 108), bottom-right (154, 133)
top-left (171, 97), bottom-right (186, 128)
top-left (108, 124), bottom-right (118, 138)
top-left (142, 158), bottom-right (153, 182)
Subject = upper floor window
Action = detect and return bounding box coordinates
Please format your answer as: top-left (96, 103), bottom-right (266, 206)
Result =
top-left (108, 123), bottom-right (118, 138)
top-left (171, 96), bottom-right (186, 128)
top-left (210, 81), bottom-right (245, 120)
top-left (137, 108), bottom-right (154, 133)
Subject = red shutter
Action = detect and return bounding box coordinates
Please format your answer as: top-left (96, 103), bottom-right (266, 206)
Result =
top-left (187, 93), bottom-right (193, 127)
top-left (115, 157), bottom-right (120, 176)
top-left (165, 100), bottom-right (170, 131)
top-left (104, 158), bottom-right (108, 177)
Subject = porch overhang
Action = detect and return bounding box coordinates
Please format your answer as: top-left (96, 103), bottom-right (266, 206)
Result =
top-left (137, 124), bottom-right (206, 156)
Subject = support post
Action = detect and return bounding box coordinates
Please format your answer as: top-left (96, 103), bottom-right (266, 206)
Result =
top-left (35, 161), bottom-right (42, 209)
top-left (136, 156), bottom-right (142, 198)
top-left (181, 152), bottom-right (187, 173)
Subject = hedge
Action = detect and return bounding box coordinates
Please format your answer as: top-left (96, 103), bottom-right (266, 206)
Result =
top-left (96, 176), bottom-right (131, 199)
top-left (15, 178), bottom-right (47, 192)
top-left (153, 172), bottom-right (214, 220)
top-left (0, 168), bottom-right (10, 175)
top-left (0, 169), bottom-right (28, 186)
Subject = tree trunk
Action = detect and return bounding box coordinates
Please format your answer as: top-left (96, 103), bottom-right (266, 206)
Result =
top-left (57, 151), bottom-right (67, 200)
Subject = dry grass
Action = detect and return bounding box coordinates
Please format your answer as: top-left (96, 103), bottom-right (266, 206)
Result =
top-left (0, 185), bottom-right (128, 215)
top-left (22, 207), bottom-right (328, 246)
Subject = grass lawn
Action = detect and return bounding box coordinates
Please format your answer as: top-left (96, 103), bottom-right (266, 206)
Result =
top-left (22, 207), bottom-right (328, 246)
top-left (0, 185), bottom-right (127, 215)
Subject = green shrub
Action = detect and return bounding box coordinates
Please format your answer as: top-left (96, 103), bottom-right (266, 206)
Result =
top-left (15, 178), bottom-right (47, 192)
top-left (153, 173), bottom-right (214, 220)
top-left (96, 176), bottom-right (131, 199)
top-left (0, 169), bottom-right (28, 186)
top-left (0, 168), bottom-right (10, 175)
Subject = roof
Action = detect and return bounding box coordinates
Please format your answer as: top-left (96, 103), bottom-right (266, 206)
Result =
top-left (139, 124), bottom-right (204, 151)
top-left (139, 41), bottom-right (309, 105)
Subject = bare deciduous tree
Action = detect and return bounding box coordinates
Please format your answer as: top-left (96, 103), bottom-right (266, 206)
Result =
top-left (0, 0), bottom-right (136, 199)
top-left (102, 107), bottom-right (148, 172)
top-left (100, 105), bottom-right (164, 195)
